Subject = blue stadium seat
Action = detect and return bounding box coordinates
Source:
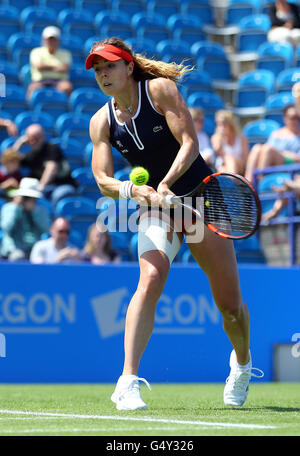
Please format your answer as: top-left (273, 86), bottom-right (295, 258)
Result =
top-left (293, 44), bottom-right (300, 67)
top-left (191, 40), bottom-right (226, 60)
top-left (131, 12), bottom-right (170, 42)
top-left (19, 64), bottom-right (31, 89)
top-left (181, 0), bottom-right (214, 25)
top-left (57, 9), bottom-right (96, 42)
top-left (71, 167), bottom-right (100, 201)
top-left (0, 84), bottom-right (28, 118)
top-left (55, 113), bottom-right (91, 147)
top-left (76, 0), bottom-right (110, 16)
top-left (114, 167), bottom-right (131, 181)
top-left (265, 92), bottom-right (295, 124)
top-left (224, 0), bottom-right (261, 25)
top-left (156, 39), bottom-right (196, 66)
top-left (0, 5), bottom-right (20, 38)
top-left (109, 231), bottom-right (132, 261)
top-left (94, 10), bottom-right (133, 41)
top-left (233, 69), bottom-right (275, 117)
top-left (70, 63), bottom-right (98, 89)
top-left (129, 232), bottom-right (138, 261)
top-left (167, 13), bottom-right (205, 45)
top-left (29, 88), bottom-right (69, 119)
top-left (19, 6), bottom-right (58, 35)
top-left (51, 138), bottom-right (84, 171)
top-left (125, 37), bottom-right (158, 58)
top-left (39, 0), bottom-right (75, 14)
top-left (256, 41), bottom-right (294, 76)
top-left (243, 119), bottom-right (280, 148)
top-left (55, 196), bottom-right (98, 239)
top-left (181, 69), bottom-right (213, 99)
top-left (111, 0), bottom-right (146, 16)
top-left (147, 0), bottom-right (181, 19)
top-left (0, 61), bottom-right (19, 85)
top-left (14, 110), bottom-right (55, 135)
top-left (236, 14), bottom-right (270, 53)
top-left (187, 91), bottom-right (225, 122)
top-left (69, 88), bottom-right (109, 116)
top-left (191, 41), bottom-right (233, 82)
top-left (60, 35), bottom-right (85, 66)
top-left (276, 67), bottom-right (300, 93)
top-left (7, 33), bottom-right (41, 68)
top-left (5, 0), bottom-right (31, 11)
top-left (0, 33), bottom-right (7, 61)
top-left (83, 142), bottom-right (93, 167)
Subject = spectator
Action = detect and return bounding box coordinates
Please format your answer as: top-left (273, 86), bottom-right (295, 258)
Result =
top-left (81, 222), bottom-right (120, 264)
top-left (13, 123), bottom-right (78, 206)
top-left (26, 26), bottom-right (73, 99)
top-left (0, 117), bottom-right (18, 137)
top-left (30, 217), bottom-right (80, 264)
top-left (262, 174), bottom-right (300, 221)
top-left (245, 104), bottom-right (300, 183)
top-left (0, 148), bottom-right (23, 198)
top-left (211, 110), bottom-right (249, 175)
top-left (0, 178), bottom-right (51, 261)
top-left (188, 107), bottom-right (216, 169)
top-left (267, 0), bottom-right (300, 47)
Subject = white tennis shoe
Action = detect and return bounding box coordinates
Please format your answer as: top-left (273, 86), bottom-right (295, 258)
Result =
top-left (224, 350), bottom-right (264, 406)
top-left (111, 375), bottom-right (151, 410)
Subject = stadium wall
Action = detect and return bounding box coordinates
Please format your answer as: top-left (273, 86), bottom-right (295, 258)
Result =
top-left (0, 262), bottom-right (299, 383)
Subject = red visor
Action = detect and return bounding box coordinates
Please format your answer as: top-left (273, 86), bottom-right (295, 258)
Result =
top-left (85, 44), bottom-right (133, 69)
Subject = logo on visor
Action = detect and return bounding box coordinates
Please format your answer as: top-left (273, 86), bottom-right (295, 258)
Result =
top-left (95, 46), bottom-right (105, 51)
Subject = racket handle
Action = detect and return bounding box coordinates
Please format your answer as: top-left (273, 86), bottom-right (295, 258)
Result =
top-left (164, 194), bottom-right (176, 205)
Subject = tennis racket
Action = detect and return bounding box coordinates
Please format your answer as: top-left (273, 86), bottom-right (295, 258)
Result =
top-left (164, 172), bottom-right (261, 240)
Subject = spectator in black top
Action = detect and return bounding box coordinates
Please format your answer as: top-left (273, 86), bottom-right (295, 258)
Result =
top-left (13, 124), bottom-right (78, 206)
top-left (268, 0), bottom-right (300, 47)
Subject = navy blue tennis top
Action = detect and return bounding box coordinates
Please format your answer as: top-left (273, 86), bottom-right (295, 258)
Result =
top-left (108, 79), bottom-right (212, 195)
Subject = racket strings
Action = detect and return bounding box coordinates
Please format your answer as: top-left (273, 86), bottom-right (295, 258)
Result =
top-left (203, 177), bottom-right (259, 237)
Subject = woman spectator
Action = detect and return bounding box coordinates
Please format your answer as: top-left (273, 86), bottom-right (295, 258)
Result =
top-left (81, 222), bottom-right (120, 265)
top-left (211, 110), bottom-right (249, 175)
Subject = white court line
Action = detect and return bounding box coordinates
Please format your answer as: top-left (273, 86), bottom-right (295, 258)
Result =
top-left (0, 409), bottom-right (276, 430)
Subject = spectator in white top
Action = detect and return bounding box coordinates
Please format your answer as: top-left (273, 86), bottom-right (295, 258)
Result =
top-left (30, 217), bottom-right (79, 264)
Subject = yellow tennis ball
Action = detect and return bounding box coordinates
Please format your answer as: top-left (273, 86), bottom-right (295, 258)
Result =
top-left (130, 166), bottom-right (149, 186)
top-left (205, 200), bottom-right (211, 207)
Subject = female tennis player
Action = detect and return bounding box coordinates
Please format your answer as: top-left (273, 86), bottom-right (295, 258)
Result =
top-left (85, 37), bottom-right (263, 410)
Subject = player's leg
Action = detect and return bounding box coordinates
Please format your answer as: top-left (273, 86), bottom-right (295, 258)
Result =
top-left (111, 213), bottom-right (183, 410)
top-left (187, 227), bottom-right (263, 406)
top-left (187, 227), bottom-right (250, 365)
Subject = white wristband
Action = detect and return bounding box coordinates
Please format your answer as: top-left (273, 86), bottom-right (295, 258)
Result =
top-left (119, 180), bottom-right (133, 199)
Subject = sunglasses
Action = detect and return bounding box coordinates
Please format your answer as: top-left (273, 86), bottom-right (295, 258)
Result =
top-left (58, 229), bottom-right (70, 234)
top-left (286, 115), bottom-right (300, 120)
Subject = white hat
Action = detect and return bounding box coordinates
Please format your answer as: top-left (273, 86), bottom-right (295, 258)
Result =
top-left (13, 178), bottom-right (43, 199)
top-left (42, 26), bottom-right (61, 39)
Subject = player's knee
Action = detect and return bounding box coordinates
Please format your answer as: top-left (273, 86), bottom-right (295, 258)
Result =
top-left (217, 298), bottom-right (243, 320)
top-left (139, 263), bottom-right (168, 298)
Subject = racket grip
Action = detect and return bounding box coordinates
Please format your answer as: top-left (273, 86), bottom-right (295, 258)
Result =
top-left (164, 194), bottom-right (176, 205)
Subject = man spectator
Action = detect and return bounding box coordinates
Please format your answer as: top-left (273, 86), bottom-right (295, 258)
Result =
top-left (30, 217), bottom-right (80, 264)
top-left (13, 123), bottom-right (78, 206)
top-left (0, 177), bottom-right (51, 261)
top-left (26, 26), bottom-right (73, 99)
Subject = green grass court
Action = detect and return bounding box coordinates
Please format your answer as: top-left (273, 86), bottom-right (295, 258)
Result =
top-left (0, 383), bottom-right (299, 436)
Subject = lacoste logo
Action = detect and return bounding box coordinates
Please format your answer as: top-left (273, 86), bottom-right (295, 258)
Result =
top-left (153, 125), bottom-right (163, 133)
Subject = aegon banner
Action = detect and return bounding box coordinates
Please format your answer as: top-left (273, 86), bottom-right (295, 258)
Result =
top-left (0, 263), bottom-right (299, 382)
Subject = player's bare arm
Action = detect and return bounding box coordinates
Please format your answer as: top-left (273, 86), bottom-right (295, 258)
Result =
top-left (148, 78), bottom-right (199, 193)
top-left (90, 105), bottom-right (161, 204)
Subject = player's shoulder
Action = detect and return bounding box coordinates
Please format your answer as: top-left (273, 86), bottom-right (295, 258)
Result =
top-left (89, 102), bottom-right (110, 142)
top-left (148, 77), bottom-right (177, 94)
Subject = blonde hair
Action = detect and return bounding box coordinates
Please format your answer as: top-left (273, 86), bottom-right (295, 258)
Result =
top-left (84, 223), bottom-right (112, 256)
top-left (1, 148), bottom-right (22, 164)
top-left (215, 110), bottom-right (241, 136)
top-left (188, 107), bottom-right (204, 121)
top-left (90, 37), bottom-right (193, 83)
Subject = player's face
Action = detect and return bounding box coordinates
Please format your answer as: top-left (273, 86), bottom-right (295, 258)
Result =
top-left (93, 57), bottom-right (132, 95)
